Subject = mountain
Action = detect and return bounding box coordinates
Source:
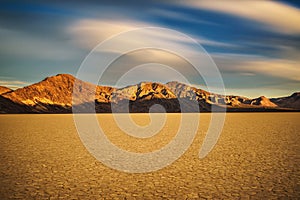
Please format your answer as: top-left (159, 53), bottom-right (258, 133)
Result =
top-left (0, 86), bottom-right (12, 95)
top-left (112, 82), bottom-right (176, 102)
top-left (165, 82), bottom-right (280, 109)
top-left (0, 95), bottom-right (32, 113)
top-left (3, 74), bottom-right (77, 113)
top-left (249, 96), bottom-right (277, 107)
top-left (166, 81), bottom-right (209, 100)
top-left (2, 74), bottom-right (114, 113)
top-left (270, 92), bottom-right (300, 109)
top-left (0, 74), bottom-right (299, 113)
top-left (3, 74), bottom-right (75, 107)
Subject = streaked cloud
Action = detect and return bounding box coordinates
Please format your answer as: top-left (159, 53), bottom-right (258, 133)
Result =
top-left (0, 1), bottom-right (299, 97)
top-left (68, 19), bottom-right (148, 50)
top-left (150, 9), bottom-right (217, 26)
top-left (214, 53), bottom-right (300, 81)
top-left (0, 80), bottom-right (31, 89)
top-left (68, 19), bottom-right (236, 50)
top-left (68, 18), bottom-right (300, 97)
top-left (180, 0), bottom-right (300, 34)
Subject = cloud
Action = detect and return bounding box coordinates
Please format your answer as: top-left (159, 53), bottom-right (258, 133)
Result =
top-left (241, 59), bottom-right (300, 81)
top-left (98, 49), bottom-right (205, 86)
top-left (0, 80), bottom-right (30, 89)
top-left (68, 19), bottom-right (229, 91)
top-left (112, 63), bottom-right (190, 88)
top-left (179, 1), bottom-right (300, 34)
top-left (68, 18), bottom-right (300, 96)
top-left (150, 8), bottom-right (217, 26)
top-left (68, 18), bottom-right (236, 50)
top-left (67, 19), bottom-right (203, 58)
top-left (213, 53), bottom-right (300, 81)
top-left (68, 19), bottom-right (148, 50)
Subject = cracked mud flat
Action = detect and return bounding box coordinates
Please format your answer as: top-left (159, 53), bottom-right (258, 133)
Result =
top-left (0, 113), bottom-right (299, 199)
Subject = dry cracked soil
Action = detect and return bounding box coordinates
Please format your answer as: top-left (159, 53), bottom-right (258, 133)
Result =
top-left (0, 113), bottom-right (299, 199)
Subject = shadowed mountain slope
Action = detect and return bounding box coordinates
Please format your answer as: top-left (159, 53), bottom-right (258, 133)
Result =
top-left (271, 92), bottom-right (300, 109)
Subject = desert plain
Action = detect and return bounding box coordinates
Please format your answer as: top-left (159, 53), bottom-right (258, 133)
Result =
top-left (0, 113), bottom-right (299, 199)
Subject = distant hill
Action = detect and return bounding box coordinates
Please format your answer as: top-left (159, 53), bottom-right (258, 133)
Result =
top-left (270, 92), bottom-right (300, 109)
top-left (0, 74), bottom-right (299, 113)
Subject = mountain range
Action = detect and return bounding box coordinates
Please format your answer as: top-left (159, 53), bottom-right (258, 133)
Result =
top-left (0, 74), bottom-right (299, 113)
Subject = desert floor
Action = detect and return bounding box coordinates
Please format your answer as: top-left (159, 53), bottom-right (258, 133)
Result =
top-left (0, 113), bottom-right (299, 199)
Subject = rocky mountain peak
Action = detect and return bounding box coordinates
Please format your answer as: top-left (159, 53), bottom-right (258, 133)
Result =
top-left (291, 92), bottom-right (300, 98)
top-left (250, 96), bottom-right (277, 107)
top-left (136, 82), bottom-right (176, 100)
top-left (0, 74), bottom-right (299, 113)
top-left (41, 73), bottom-right (75, 86)
top-left (3, 74), bottom-right (91, 107)
top-left (111, 82), bottom-right (176, 102)
top-left (166, 81), bottom-right (210, 101)
top-left (0, 86), bottom-right (12, 95)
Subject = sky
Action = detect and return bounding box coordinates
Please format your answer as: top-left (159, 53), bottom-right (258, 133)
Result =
top-left (0, 0), bottom-right (299, 98)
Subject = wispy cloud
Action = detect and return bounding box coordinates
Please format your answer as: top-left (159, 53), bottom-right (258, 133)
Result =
top-left (150, 8), bottom-right (217, 26)
top-left (0, 80), bottom-right (30, 89)
top-left (213, 53), bottom-right (300, 81)
top-left (179, 1), bottom-right (300, 34)
top-left (68, 19), bottom-right (227, 89)
top-left (68, 19), bottom-right (236, 50)
top-left (1, 1), bottom-right (299, 98)
top-left (68, 19), bottom-right (147, 50)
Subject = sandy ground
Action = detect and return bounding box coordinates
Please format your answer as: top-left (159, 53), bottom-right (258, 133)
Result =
top-left (0, 113), bottom-right (299, 199)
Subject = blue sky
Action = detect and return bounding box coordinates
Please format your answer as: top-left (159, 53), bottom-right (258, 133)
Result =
top-left (0, 0), bottom-right (299, 98)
